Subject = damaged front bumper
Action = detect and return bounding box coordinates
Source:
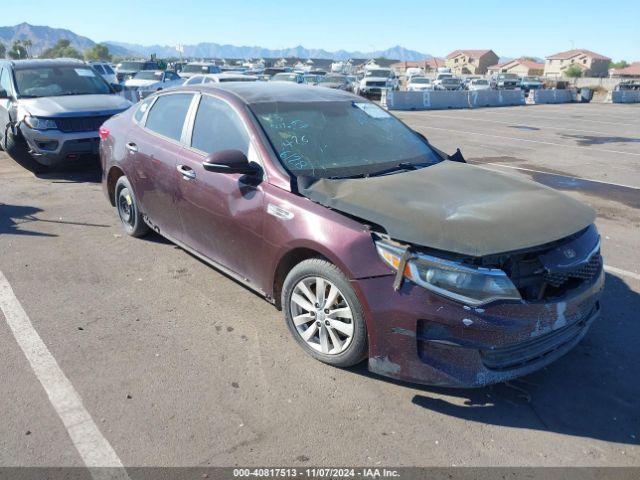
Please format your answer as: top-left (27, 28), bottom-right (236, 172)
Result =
top-left (354, 268), bottom-right (604, 388)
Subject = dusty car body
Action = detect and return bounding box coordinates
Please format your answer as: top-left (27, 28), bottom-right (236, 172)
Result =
top-left (100, 83), bottom-right (604, 387)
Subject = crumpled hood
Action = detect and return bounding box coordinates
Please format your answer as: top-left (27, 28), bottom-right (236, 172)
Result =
top-left (301, 161), bottom-right (596, 257)
top-left (19, 94), bottom-right (131, 117)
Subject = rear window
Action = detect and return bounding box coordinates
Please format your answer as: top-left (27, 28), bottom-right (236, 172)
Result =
top-left (145, 93), bottom-right (193, 142)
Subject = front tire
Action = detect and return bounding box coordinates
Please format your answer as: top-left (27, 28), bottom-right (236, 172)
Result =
top-left (115, 176), bottom-right (149, 237)
top-left (282, 259), bottom-right (367, 367)
top-left (3, 129), bottom-right (49, 174)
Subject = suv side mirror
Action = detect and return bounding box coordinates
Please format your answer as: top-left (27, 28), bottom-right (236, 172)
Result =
top-left (202, 150), bottom-right (260, 175)
top-left (0, 89), bottom-right (9, 100)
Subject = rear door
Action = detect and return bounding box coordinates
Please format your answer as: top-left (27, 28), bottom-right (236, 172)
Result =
top-left (127, 92), bottom-right (195, 240)
top-left (175, 93), bottom-right (265, 282)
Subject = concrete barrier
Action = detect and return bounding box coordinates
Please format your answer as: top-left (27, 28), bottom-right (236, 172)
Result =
top-left (383, 91), bottom-right (425, 110)
top-left (611, 90), bottom-right (640, 103)
top-left (532, 89), bottom-right (574, 104)
top-left (468, 89), bottom-right (525, 108)
top-left (423, 90), bottom-right (469, 110)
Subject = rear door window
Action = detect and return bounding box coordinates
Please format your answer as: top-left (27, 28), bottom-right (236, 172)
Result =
top-left (191, 95), bottom-right (249, 155)
top-left (93, 65), bottom-right (105, 74)
top-left (104, 65), bottom-right (115, 74)
top-left (145, 93), bottom-right (193, 142)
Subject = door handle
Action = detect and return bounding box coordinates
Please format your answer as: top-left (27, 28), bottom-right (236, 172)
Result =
top-left (177, 164), bottom-right (196, 180)
top-left (125, 142), bottom-right (138, 153)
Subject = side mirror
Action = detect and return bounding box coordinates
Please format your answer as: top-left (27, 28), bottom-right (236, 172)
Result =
top-left (202, 150), bottom-right (259, 175)
top-left (0, 89), bottom-right (9, 100)
top-left (111, 83), bottom-right (124, 93)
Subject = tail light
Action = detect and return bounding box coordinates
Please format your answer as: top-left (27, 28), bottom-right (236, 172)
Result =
top-left (98, 126), bottom-right (110, 140)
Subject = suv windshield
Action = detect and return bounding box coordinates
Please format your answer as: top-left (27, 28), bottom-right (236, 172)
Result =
top-left (134, 71), bottom-right (163, 80)
top-left (182, 64), bottom-right (211, 73)
top-left (14, 66), bottom-right (112, 98)
top-left (411, 78), bottom-right (430, 84)
top-left (272, 73), bottom-right (298, 82)
top-left (365, 70), bottom-right (391, 78)
top-left (119, 62), bottom-right (145, 71)
top-left (321, 75), bottom-right (346, 83)
top-left (251, 101), bottom-right (441, 178)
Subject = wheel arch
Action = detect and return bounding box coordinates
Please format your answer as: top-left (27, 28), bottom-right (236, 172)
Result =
top-left (106, 165), bottom-right (126, 206)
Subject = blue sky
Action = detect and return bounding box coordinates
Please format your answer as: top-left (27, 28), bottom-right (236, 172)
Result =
top-left (6, 0), bottom-right (640, 60)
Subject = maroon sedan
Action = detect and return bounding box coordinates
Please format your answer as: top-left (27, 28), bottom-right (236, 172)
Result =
top-left (100, 83), bottom-right (604, 387)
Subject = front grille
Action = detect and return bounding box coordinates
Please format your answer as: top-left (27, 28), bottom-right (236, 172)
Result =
top-left (54, 116), bottom-right (112, 133)
top-left (367, 81), bottom-right (386, 87)
top-left (543, 253), bottom-right (602, 288)
top-left (480, 309), bottom-right (595, 371)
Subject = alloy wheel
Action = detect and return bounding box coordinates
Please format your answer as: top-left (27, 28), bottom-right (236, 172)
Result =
top-left (289, 277), bottom-right (354, 355)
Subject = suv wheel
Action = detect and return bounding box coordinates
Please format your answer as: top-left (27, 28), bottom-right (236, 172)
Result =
top-left (115, 176), bottom-right (149, 237)
top-left (282, 259), bottom-right (367, 367)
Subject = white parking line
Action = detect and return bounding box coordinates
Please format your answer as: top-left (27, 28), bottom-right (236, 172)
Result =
top-left (467, 110), bottom-right (640, 128)
top-left (0, 271), bottom-right (129, 479)
top-left (604, 266), bottom-right (640, 282)
top-left (412, 124), bottom-right (640, 157)
top-left (410, 112), bottom-right (626, 136)
top-left (479, 162), bottom-right (640, 190)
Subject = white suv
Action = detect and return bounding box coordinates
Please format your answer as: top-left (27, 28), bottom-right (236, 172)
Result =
top-left (89, 61), bottom-right (117, 84)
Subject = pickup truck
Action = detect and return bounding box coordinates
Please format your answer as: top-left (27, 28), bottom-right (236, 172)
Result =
top-left (491, 73), bottom-right (520, 90)
top-left (356, 67), bottom-right (398, 98)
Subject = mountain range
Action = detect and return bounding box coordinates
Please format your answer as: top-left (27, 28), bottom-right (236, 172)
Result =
top-left (0, 23), bottom-right (433, 61)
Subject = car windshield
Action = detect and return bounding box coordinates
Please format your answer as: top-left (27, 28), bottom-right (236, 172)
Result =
top-left (442, 78), bottom-right (460, 84)
top-left (523, 76), bottom-right (539, 82)
top-left (500, 74), bottom-right (519, 79)
top-left (411, 78), bottom-right (430, 84)
top-left (134, 71), bottom-right (162, 80)
top-left (272, 73), bottom-right (297, 82)
top-left (321, 75), bottom-right (346, 83)
top-left (251, 101), bottom-right (441, 178)
top-left (14, 66), bottom-right (112, 98)
top-left (366, 70), bottom-right (391, 78)
top-left (182, 64), bottom-right (210, 73)
top-left (119, 62), bottom-right (145, 71)
top-left (473, 79), bottom-right (488, 85)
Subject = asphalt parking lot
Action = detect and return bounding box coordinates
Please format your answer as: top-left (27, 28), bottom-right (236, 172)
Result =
top-left (1, 103), bottom-right (639, 469)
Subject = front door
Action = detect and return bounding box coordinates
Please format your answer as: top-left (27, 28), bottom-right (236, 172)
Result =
top-left (175, 94), bottom-right (265, 283)
top-left (127, 92), bottom-right (194, 240)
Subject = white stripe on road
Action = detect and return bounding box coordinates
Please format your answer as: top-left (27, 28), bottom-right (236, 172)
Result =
top-left (604, 265), bottom-right (640, 282)
top-left (412, 124), bottom-right (640, 157)
top-left (0, 271), bottom-right (129, 479)
top-left (479, 162), bottom-right (640, 190)
top-left (408, 112), bottom-right (629, 136)
top-left (474, 109), bottom-right (640, 128)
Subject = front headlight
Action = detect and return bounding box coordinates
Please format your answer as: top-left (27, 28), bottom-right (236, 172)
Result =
top-left (375, 241), bottom-right (522, 306)
top-left (23, 116), bottom-right (58, 131)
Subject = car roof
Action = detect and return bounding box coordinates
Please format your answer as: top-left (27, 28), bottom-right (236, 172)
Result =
top-left (178, 82), bottom-right (359, 104)
top-left (5, 58), bottom-right (86, 70)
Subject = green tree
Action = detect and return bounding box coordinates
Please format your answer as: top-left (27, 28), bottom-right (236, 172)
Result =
top-left (0, 42), bottom-right (6, 59)
top-left (23, 39), bottom-right (33, 58)
top-left (8, 40), bottom-right (28, 59)
top-left (84, 43), bottom-right (112, 62)
top-left (564, 64), bottom-right (583, 78)
top-left (609, 60), bottom-right (629, 70)
top-left (40, 39), bottom-right (82, 60)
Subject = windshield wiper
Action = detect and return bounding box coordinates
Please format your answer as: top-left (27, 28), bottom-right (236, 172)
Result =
top-left (326, 162), bottom-right (430, 180)
top-left (367, 162), bottom-right (430, 177)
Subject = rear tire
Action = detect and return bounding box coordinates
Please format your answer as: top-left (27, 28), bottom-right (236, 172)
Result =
top-left (115, 176), bottom-right (149, 237)
top-left (4, 129), bottom-right (49, 174)
top-left (282, 258), bottom-right (367, 368)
